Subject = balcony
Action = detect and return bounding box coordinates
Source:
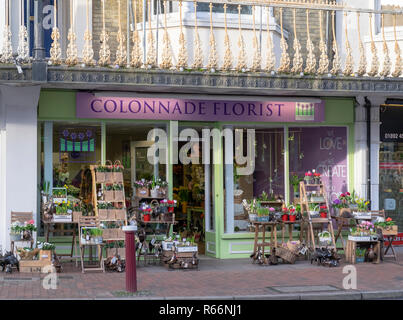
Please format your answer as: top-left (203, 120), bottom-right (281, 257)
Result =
top-left (0, 0), bottom-right (402, 97)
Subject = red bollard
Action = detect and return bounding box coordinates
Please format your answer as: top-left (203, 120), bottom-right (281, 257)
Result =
top-left (122, 226), bottom-right (137, 293)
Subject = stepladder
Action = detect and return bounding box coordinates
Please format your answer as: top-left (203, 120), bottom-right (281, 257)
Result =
top-left (299, 181), bottom-right (336, 253)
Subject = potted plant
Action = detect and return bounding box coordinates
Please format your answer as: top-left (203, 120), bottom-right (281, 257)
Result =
top-left (95, 165), bottom-right (106, 183)
top-left (308, 203), bottom-right (320, 217)
top-left (290, 174), bottom-right (302, 198)
top-left (243, 199), bottom-right (258, 222)
top-left (288, 205), bottom-right (297, 222)
top-left (113, 183), bottom-right (125, 201)
top-left (312, 170), bottom-right (321, 184)
top-left (318, 231), bottom-right (332, 245)
top-left (22, 220), bottom-right (37, 240)
top-left (90, 228), bottom-right (103, 244)
top-left (72, 202), bottom-right (82, 222)
top-left (133, 179), bottom-right (151, 197)
top-left (10, 222), bottom-right (23, 241)
top-left (150, 177), bottom-right (161, 198)
top-left (352, 198), bottom-right (371, 219)
top-left (319, 205), bottom-right (328, 218)
top-left (304, 171), bottom-right (312, 184)
top-left (37, 241), bottom-right (56, 261)
top-left (375, 217), bottom-right (398, 236)
top-left (355, 248), bottom-right (366, 263)
top-left (112, 162), bottom-right (124, 183)
top-left (104, 183), bottom-right (115, 202)
top-left (281, 207), bottom-right (289, 221)
top-left (257, 207), bottom-right (269, 222)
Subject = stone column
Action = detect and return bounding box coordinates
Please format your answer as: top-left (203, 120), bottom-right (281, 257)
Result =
top-left (367, 96), bottom-right (385, 211)
top-left (353, 96), bottom-right (368, 199)
top-left (0, 85), bottom-right (41, 251)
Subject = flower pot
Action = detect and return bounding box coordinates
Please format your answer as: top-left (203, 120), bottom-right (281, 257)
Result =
top-left (308, 211), bottom-right (320, 218)
top-left (159, 187), bottom-right (167, 197)
top-left (22, 230), bottom-right (33, 241)
top-left (104, 172), bottom-right (113, 183)
top-left (113, 171), bottom-right (124, 183)
top-left (143, 214), bottom-right (151, 222)
top-left (114, 190), bottom-right (125, 202)
top-left (95, 171), bottom-right (105, 183)
top-left (356, 257), bottom-right (365, 263)
top-left (150, 188), bottom-right (160, 198)
top-left (249, 214), bottom-right (257, 222)
top-left (136, 188), bottom-right (149, 198)
top-left (39, 250), bottom-right (52, 261)
top-left (107, 210), bottom-right (116, 220)
top-left (289, 215), bottom-right (296, 222)
top-left (104, 190), bottom-right (114, 202)
top-left (282, 214), bottom-right (289, 222)
top-left (73, 211), bottom-right (82, 222)
top-left (10, 233), bottom-right (21, 241)
top-left (168, 207), bottom-right (174, 213)
top-left (98, 209), bottom-right (108, 220)
top-left (320, 212), bottom-right (327, 219)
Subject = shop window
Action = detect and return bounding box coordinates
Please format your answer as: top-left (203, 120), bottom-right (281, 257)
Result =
top-left (379, 144), bottom-right (403, 230)
top-left (289, 127), bottom-right (349, 203)
top-left (225, 127), bottom-right (284, 233)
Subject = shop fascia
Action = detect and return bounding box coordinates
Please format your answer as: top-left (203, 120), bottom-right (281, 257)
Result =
top-left (77, 93), bottom-right (326, 177)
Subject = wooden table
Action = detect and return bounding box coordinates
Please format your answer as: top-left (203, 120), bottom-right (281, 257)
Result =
top-left (345, 239), bottom-right (381, 264)
top-left (43, 220), bottom-right (78, 262)
top-left (252, 221), bottom-right (278, 263)
top-left (384, 235), bottom-right (398, 261)
top-left (279, 220), bottom-right (302, 243)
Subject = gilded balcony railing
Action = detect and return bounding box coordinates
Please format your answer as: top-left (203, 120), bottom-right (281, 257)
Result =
top-left (1, 0), bottom-right (403, 78)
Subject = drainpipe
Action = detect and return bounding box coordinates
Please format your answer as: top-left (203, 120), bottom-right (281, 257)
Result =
top-left (32, 0), bottom-right (47, 81)
top-left (365, 97), bottom-right (371, 205)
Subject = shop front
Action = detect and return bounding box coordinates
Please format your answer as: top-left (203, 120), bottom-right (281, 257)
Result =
top-left (37, 90), bottom-right (355, 259)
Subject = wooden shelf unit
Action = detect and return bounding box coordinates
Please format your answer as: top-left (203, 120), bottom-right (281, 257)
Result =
top-left (299, 181), bottom-right (336, 251)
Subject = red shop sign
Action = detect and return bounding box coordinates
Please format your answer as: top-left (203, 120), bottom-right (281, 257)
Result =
top-left (384, 233), bottom-right (403, 246)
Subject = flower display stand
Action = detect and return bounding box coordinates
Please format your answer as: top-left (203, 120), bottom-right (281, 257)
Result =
top-left (10, 211), bottom-right (34, 255)
top-left (299, 181), bottom-right (336, 253)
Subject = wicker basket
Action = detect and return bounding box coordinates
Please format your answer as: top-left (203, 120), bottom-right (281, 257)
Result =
top-left (275, 246), bottom-right (297, 264)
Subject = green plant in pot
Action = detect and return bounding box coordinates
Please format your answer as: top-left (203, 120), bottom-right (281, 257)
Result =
top-left (290, 174), bottom-right (302, 198)
top-left (257, 207), bottom-right (269, 222)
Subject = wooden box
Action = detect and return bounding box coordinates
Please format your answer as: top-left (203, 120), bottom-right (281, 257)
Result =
top-left (114, 190), bottom-right (125, 202)
top-left (107, 210), bottom-right (116, 220)
top-left (98, 209), bottom-right (108, 220)
top-left (19, 260), bottom-right (52, 273)
top-left (115, 209), bottom-right (126, 220)
top-left (39, 250), bottom-right (52, 261)
top-left (379, 225), bottom-right (398, 236)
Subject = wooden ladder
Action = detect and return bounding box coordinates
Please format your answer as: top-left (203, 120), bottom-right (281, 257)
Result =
top-left (300, 181), bottom-right (336, 251)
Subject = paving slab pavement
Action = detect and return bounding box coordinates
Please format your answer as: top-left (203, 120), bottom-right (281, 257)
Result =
top-left (0, 248), bottom-right (402, 300)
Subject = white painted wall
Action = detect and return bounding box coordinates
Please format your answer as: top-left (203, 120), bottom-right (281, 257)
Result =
top-left (141, 5), bottom-right (285, 69)
top-left (0, 85), bottom-right (41, 252)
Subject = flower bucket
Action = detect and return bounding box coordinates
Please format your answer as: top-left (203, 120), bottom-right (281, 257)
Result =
top-left (150, 188), bottom-right (160, 198)
top-left (114, 190), bottom-right (125, 202)
top-left (136, 188), bottom-right (149, 198)
top-left (98, 209), bottom-right (108, 220)
top-left (289, 215), bottom-right (296, 222)
top-left (96, 171), bottom-right (105, 183)
top-left (107, 210), bottom-right (116, 220)
top-left (72, 211), bottom-right (82, 222)
top-left (249, 214), bottom-right (257, 222)
top-left (320, 212), bottom-right (327, 219)
top-left (168, 207), bottom-right (175, 213)
top-left (159, 187), bottom-right (167, 197)
top-left (115, 209), bottom-right (126, 221)
top-left (113, 171), bottom-right (124, 184)
top-left (143, 214), bottom-right (151, 222)
top-left (308, 211), bottom-right (320, 218)
top-left (104, 190), bottom-right (114, 202)
top-left (282, 214), bottom-right (289, 222)
top-left (356, 257), bottom-right (365, 263)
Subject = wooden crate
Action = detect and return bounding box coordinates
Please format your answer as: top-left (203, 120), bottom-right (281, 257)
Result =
top-left (39, 250), bottom-right (52, 262)
top-left (19, 260), bottom-right (52, 273)
top-left (379, 225), bottom-right (398, 236)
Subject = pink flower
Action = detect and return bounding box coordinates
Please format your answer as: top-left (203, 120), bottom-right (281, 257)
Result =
top-left (27, 220), bottom-right (35, 225)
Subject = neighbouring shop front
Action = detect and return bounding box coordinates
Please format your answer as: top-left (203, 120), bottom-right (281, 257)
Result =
top-left (37, 90), bottom-right (355, 259)
top-left (379, 103), bottom-right (403, 236)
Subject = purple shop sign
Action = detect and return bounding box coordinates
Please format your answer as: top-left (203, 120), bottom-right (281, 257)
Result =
top-left (76, 93), bottom-right (325, 123)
